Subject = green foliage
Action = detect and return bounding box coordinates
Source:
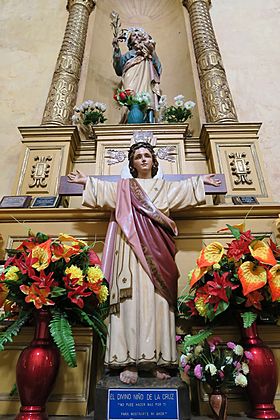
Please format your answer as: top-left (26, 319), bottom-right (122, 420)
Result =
top-left (49, 310), bottom-right (77, 368)
top-left (36, 232), bottom-right (50, 243)
top-left (163, 106), bottom-right (191, 123)
top-left (73, 308), bottom-right (108, 351)
top-left (84, 111), bottom-right (107, 125)
top-left (183, 329), bottom-right (213, 351)
top-left (226, 224), bottom-right (241, 239)
top-left (240, 311), bottom-right (257, 328)
top-left (0, 311), bottom-right (30, 351)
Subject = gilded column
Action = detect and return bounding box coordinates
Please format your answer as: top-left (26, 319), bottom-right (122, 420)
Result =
top-left (41, 0), bottom-right (96, 126)
top-left (183, 0), bottom-right (238, 123)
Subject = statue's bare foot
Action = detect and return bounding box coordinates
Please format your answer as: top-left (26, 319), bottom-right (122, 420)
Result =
top-left (120, 367), bottom-right (138, 384)
top-left (153, 367), bottom-right (171, 380)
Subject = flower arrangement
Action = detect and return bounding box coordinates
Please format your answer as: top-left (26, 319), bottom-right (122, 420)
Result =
top-left (180, 330), bottom-right (252, 390)
top-left (72, 99), bottom-right (107, 126)
top-left (113, 88), bottom-right (151, 110)
top-left (157, 94), bottom-right (195, 123)
top-left (177, 224), bottom-right (280, 328)
top-left (0, 232), bottom-right (109, 367)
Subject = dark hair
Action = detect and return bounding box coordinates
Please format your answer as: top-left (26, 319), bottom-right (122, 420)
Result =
top-left (128, 142), bottom-right (158, 178)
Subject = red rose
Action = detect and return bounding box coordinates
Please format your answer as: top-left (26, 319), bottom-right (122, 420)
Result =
top-left (113, 94), bottom-right (117, 100)
top-left (119, 92), bottom-right (127, 101)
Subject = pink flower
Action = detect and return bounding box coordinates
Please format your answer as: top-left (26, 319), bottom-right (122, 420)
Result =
top-left (184, 365), bottom-right (191, 375)
top-left (194, 364), bottom-right (203, 379)
top-left (207, 336), bottom-right (222, 352)
top-left (234, 361), bottom-right (241, 370)
top-left (245, 350), bottom-right (253, 360)
top-left (227, 341), bottom-right (236, 350)
top-left (176, 335), bottom-right (182, 343)
top-left (218, 370), bottom-right (225, 379)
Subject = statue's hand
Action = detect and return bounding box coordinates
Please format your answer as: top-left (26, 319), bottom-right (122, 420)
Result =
top-left (112, 37), bottom-right (119, 49)
top-left (203, 174), bottom-right (222, 187)
top-left (67, 170), bottom-right (88, 186)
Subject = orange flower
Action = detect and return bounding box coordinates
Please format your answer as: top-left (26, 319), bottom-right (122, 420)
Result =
top-left (51, 243), bottom-right (81, 263)
top-left (20, 284), bottom-right (54, 309)
top-left (58, 233), bottom-right (87, 247)
top-left (249, 240), bottom-right (277, 266)
top-left (31, 239), bottom-right (52, 271)
top-left (268, 264), bottom-right (280, 301)
top-left (238, 261), bottom-right (267, 296)
top-left (189, 266), bottom-right (208, 288)
top-left (197, 242), bottom-right (224, 268)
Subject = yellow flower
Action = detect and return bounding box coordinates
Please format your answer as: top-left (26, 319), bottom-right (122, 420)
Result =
top-left (195, 297), bottom-right (207, 317)
top-left (65, 265), bottom-right (84, 285)
top-left (31, 239), bottom-right (52, 271)
top-left (5, 266), bottom-right (20, 281)
top-left (98, 285), bottom-right (109, 303)
top-left (87, 266), bottom-right (104, 284)
top-left (58, 233), bottom-right (87, 247)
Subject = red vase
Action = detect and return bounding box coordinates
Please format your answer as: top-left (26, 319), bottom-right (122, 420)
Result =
top-left (15, 309), bottom-right (60, 419)
top-left (240, 320), bottom-right (280, 419)
top-left (209, 388), bottom-right (228, 420)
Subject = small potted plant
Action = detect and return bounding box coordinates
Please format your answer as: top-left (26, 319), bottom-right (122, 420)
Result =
top-left (180, 330), bottom-right (252, 419)
top-left (72, 99), bottom-right (107, 137)
top-left (157, 94), bottom-right (195, 123)
top-left (113, 88), bottom-right (151, 123)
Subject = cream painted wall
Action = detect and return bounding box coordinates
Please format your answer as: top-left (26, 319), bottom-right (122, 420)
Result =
top-left (0, 0), bottom-right (280, 201)
top-left (210, 0), bottom-right (280, 202)
top-left (0, 0), bottom-right (67, 196)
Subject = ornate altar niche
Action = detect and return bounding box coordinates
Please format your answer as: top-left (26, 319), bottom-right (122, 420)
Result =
top-left (0, 0), bottom-right (280, 417)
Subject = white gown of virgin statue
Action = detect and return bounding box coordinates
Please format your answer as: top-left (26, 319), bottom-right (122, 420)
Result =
top-left (82, 175), bottom-right (205, 369)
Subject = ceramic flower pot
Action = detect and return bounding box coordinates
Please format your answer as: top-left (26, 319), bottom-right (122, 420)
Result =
top-left (15, 309), bottom-right (60, 420)
top-left (209, 388), bottom-right (228, 420)
top-left (240, 320), bottom-right (280, 419)
top-left (127, 103), bottom-right (145, 124)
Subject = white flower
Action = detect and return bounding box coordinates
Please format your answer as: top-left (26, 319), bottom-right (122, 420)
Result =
top-left (205, 363), bottom-right (217, 376)
top-left (175, 99), bottom-right (184, 107)
top-left (74, 106), bottom-right (81, 112)
top-left (174, 94), bottom-right (185, 102)
top-left (180, 354), bottom-right (188, 367)
top-left (95, 102), bottom-right (107, 112)
top-left (159, 95), bottom-right (167, 106)
top-left (194, 345), bottom-right (203, 356)
top-left (225, 356), bottom-right (233, 364)
top-left (241, 362), bottom-right (249, 375)
top-left (184, 100), bottom-right (196, 110)
top-left (233, 345), bottom-right (244, 356)
top-left (234, 373), bottom-right (248, 387)
top-left (72, 114), bottom-right (80, 124)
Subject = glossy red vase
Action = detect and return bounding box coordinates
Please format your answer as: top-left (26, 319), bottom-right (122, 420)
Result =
top-left (15, 310), bottom-right (60, 420)
top-left (240, 321), bottom-right (280, 419)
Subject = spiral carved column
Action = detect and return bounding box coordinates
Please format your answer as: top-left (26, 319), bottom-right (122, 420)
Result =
top-left (183, 0), bottom-right (238, 123)
top-left (41, 0), bottom-right (95, 126)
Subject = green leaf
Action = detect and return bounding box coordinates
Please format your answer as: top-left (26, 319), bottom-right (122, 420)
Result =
top-left (0, 311), bottom-right (30, 351)
top-left (226, 224), bottom-right (241, 239)
top-left (241, 311), bottom-right (257, 328)
top-left (36, 232), bottom-right (50, 243)
top-left (183, 329), bottom-right (213, 350)
top-left (9, 383), bottom-right (17, 396)
top-left (50, 287), bottom-right (67, 298)
top-left (49, 310), bottom-right (77, 368)
top-left (73, 308), bottom-right (108, 351)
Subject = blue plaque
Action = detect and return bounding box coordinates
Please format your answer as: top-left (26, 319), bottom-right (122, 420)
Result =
top-left (108, 388), bottom-right (179, 420)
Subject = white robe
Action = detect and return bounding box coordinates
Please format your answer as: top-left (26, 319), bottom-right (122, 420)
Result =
top-left (83, 177), bottom-right (205, 369)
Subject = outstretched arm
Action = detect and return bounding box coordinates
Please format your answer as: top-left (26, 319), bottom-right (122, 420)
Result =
top-left (203, 174), bottom-right (222, 187)
top-left (67, 170), bottom-right (88, 186)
